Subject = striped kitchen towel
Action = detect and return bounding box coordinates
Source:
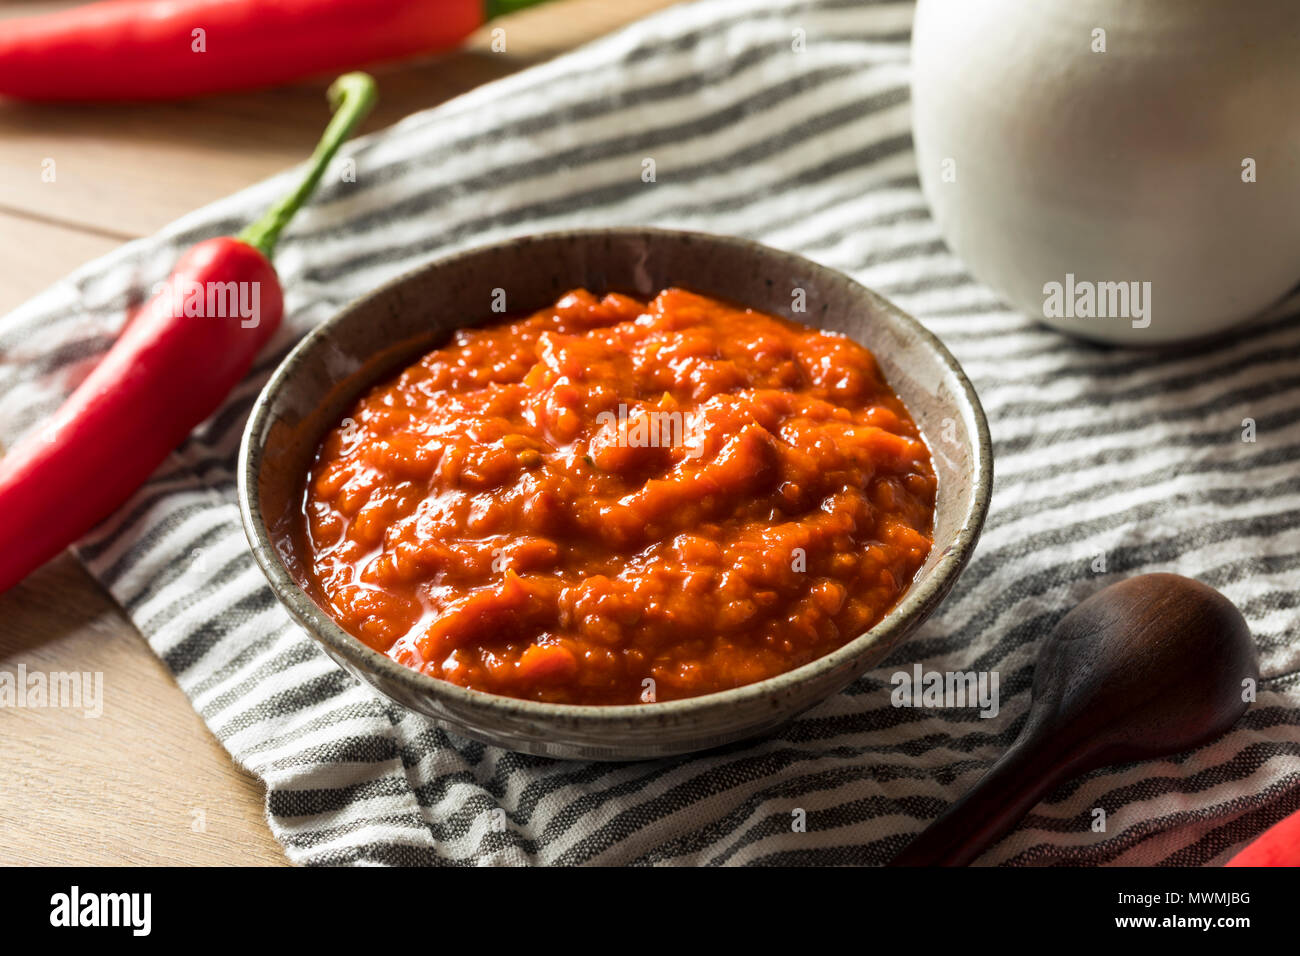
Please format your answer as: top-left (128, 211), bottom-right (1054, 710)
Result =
top-left (2, 0), bottom-right (1297, 866)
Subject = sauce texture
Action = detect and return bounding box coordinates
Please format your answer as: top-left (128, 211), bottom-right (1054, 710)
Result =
top-left (302, 289), bottom-right (936, 704)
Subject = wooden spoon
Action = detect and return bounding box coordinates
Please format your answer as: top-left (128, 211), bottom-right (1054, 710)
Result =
top-left (889, 572), bottom-right (1259, 866)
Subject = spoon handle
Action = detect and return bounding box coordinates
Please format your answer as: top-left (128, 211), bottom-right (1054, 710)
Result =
top-left (889, 736), bottom-right (1074, 866)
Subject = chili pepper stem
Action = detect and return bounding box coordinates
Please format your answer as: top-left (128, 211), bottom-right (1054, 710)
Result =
top-left (238, 72), bottom-right (377, 260)
top-left (484, 0), bottom-right (553, 17)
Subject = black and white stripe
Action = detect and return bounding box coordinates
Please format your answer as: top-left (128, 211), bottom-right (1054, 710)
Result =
top-left (1, 0), bottom-right (1297, 865)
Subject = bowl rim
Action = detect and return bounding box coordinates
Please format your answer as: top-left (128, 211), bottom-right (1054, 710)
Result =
top-left (237, 226), bottom-right (993, 723)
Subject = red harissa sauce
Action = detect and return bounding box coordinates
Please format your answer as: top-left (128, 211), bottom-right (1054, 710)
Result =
top-left (301, 288), bottom-right (936, 704)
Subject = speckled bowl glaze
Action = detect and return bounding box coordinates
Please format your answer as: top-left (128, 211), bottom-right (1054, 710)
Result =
top-left (238, 228), bottom-right (992, 760)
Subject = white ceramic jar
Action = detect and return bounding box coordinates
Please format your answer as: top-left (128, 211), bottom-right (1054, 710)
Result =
top-left (911, 0), bottom-right (1300, 344)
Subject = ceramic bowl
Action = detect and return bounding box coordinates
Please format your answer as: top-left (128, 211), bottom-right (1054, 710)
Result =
top-left (237, 228), bottom-right (992, 760)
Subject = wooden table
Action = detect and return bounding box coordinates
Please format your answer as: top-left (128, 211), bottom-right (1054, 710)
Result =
top-left (0, 0), bottom-right (678, 866)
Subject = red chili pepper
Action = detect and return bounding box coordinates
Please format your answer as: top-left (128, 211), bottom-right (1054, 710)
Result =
top-left (1226, 806), bottom-right (1300, 866)
top-left (0, 0), bottom-right (546, 101)
top-left (0, 72), bottom-right (376, 595)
